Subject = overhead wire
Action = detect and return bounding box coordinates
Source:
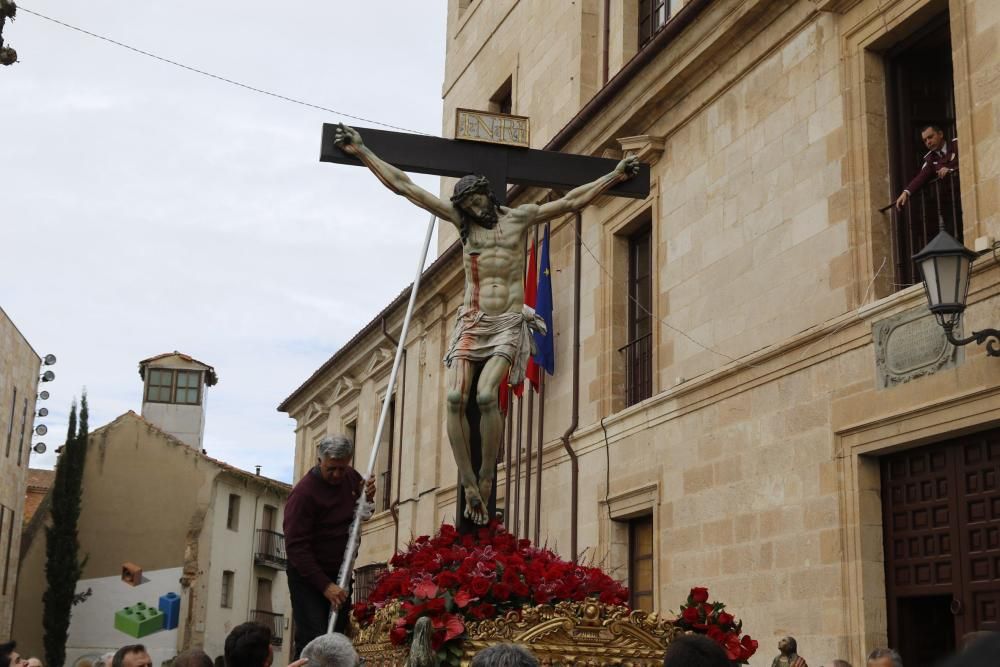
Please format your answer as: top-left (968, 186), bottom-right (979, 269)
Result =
top-left (16, 4), bottom-right (433, 136)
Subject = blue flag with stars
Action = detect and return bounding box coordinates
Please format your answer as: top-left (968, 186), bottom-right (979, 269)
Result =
top-left (532, 224), bottom-right (555, 374)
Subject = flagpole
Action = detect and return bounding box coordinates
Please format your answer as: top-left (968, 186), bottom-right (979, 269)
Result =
top-left (328, 212), bottom-right (438, 634)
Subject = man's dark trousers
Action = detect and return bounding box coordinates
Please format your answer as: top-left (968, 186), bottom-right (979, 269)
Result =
top-left (287, 566), bottom-right (351, 658)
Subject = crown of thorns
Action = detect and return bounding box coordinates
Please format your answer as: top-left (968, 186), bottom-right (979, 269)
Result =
top-left (451, 174), bottom-right (493, 203)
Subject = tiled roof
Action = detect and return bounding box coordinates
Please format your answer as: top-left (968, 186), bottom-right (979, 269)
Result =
top-left (138, 351), bottom-right (218, 386)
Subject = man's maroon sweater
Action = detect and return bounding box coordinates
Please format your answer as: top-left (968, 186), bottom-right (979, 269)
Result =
top-left (283, 466), bottom-right (364, 592)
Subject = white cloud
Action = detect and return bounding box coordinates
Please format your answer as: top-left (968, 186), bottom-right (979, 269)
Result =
top-left (2, 0), bottom-right (448, 481)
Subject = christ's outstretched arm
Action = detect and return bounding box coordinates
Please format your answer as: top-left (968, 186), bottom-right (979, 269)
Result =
top-left (531, 155), bottom-right (640, 224)
top-left (333, 123), bottom-right (459, 225)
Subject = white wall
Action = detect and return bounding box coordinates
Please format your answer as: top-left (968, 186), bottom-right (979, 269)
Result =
top-left (65, 567), bottom-right (183, 667)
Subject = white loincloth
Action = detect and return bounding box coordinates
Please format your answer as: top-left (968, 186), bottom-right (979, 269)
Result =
top-left (443, 305), bottom-right (547, 385)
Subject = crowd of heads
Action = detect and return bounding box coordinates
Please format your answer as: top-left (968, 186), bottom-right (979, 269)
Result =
top-left (6, 621), bottom-right (1000, 667)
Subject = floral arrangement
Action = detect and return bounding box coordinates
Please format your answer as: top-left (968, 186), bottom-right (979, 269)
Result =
top-left (674, 586), bottom-right (758, 663)
top-left (353, 520), bottom-right (629, 664)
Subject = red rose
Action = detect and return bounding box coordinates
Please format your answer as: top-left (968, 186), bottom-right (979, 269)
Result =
top-left (435, 570), bottom-right (462, 589)
top-left (533, 588), bottom-right (553, 604)
top-left (682, 606), bottom-right (701, 624)
top-left (467, 602), bottom-right (496, 620)
top-left (690, 587), bottom-right (710, 603)
top-left (425, 597), bottom-right (446, 614)
top-left (723, 634), bottom-right (743, 661)
top-left (707, 625), bottom-right (725, 641)
top-left (469, 576), bottom-right (491, 596)
top-left (717, 611), bottom-right (734, 626)
top-left (389, 626), bottom-right (408, 645)
top-left (491, 582), bottom-right (512, 601)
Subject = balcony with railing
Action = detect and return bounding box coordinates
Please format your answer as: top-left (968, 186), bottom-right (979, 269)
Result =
top-left (619, 333), bottom-right (653, 408)
top-left (249, 609), bottom-right (284, 646)
top-left (883, 170), bottom-right (963, 289)
top-left (254, 529), bottom-right (287, 569)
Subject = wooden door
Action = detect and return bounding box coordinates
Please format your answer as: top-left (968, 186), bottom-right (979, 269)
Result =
top-left (883, 430), bottom-right (1000, 661)
top-left (955, 433), bottom-right (1000, 633)
top-left (256, 578), bottom-right (272, 612)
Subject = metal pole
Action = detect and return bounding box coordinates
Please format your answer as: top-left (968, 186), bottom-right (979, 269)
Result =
top-left (328, 212), bottom-right (437, 634)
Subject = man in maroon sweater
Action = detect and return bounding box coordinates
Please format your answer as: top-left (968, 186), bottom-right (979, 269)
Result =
top-left (895, 124), bottom-right (959, 210)
top-left (284, 435), bottom-right (376, 657)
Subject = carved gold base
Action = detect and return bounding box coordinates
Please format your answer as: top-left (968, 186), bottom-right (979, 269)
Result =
top-left (351, 600), bottom-right (683, 666)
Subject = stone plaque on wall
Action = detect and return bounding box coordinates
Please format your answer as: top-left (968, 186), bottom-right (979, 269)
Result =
top-left (873, 306), bottom-right (961, 389)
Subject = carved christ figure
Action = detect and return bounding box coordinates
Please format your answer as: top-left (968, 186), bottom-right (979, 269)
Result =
top-left (333, 123), bottom-right (639, 524)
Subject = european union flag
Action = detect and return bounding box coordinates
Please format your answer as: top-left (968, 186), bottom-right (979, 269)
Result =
top-left (532, 224), bottom-right (555, 374)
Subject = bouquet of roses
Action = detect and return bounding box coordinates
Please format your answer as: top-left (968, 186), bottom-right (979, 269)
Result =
top-left (354, 520), bottom-right (629, 665)
top-left (674, 586), bottom-right (758, 663)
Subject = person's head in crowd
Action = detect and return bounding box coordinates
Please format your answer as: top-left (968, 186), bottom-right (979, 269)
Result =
top-left (469, 643), bottom-right (539, 667)
top-left (1, 642), bottom-right (23, 667)
top-left (662, 635), bottom-right (731, 667)
top-left (25, 659), bottom-right (42, 667)
top-left (112, 645), bottom-right (152, 667)
top-left (920, 124), bottom-right (946, 152)
top-left (823, 661), bottom-right (851, 667)
top-left (316, 435), bottom-right (354, 485)
top-left (171, 649), bottom-right (212, 667)
top-left (866, 648), bottom-right (902, 667)
top-left (224, 623), bottom-right (273, 667)
top-left (100, 652), bottom-right (117, 667)
top-left (946, 632), bottom-right (1000, 666)
top-left (300, 633), bottom-right (359, 667)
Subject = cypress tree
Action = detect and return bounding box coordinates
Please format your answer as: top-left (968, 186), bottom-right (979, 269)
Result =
top-left (42, 393), bottom-right (89, 667)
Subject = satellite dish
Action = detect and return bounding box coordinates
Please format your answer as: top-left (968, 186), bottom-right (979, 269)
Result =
top-left (41, 370), bottom-right (55, 382)
top-left (35, 424), bottom-right (48, 436)
top-left (37, 407), bottom-right (49, 417)
top-left (43, 354), bottom-right (57, 366)
top-left (33, 442), bottom-right (47, 454)
top-left (38, 390), bottom-right (50, 400)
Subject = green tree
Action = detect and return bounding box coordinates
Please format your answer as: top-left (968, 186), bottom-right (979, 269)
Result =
top-left (42, 393), bottom-right (89, 667)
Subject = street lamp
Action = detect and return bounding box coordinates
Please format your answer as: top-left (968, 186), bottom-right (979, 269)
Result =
top-left (913, 229), bottom-right (1000, 356)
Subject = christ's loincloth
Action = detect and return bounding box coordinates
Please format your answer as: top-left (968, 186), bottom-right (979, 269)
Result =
top-left (443, 305), bottom-right (547, 385)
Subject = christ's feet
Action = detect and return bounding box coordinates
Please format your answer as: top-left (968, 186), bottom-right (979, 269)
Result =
top-left (478, 476), bottom-right (494, 508)
top-left (463, 483), bottom-right (489, 524)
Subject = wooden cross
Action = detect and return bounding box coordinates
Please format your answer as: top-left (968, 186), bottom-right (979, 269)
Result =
top-left (319, 122), bottom-right (650, 533)
top-left (320, 125), bottom-right (650, 204)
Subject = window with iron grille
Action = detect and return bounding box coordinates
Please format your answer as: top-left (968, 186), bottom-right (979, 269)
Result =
top-left (622, 224), bottom-right (653, 407)
top-left (376, 395), bottom-right (396, 512)
top-left (638, 0), bottom-right (672, 49)
top-left (628, 514), bottom-right (654, 612)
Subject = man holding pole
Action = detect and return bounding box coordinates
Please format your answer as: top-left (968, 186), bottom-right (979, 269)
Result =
top-left (284, 435), bottom-right (376, 656)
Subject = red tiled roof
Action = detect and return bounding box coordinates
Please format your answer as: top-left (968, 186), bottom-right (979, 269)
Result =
top-left (139, 351), bottom-right (218, 386)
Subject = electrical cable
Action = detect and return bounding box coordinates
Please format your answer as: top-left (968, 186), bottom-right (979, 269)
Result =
top-left (17, 5), bottom-right (433, 136)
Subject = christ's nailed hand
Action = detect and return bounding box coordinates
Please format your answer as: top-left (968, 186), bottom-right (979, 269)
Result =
top-left (616, 154), bottom-right (641, 180)
top-left (333, 123), bottom-right (363, 153)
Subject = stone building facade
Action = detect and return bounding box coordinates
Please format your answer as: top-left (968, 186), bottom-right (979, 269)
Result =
top-left (279, 1), bottom-right (1000, 663)
top-left (0, 306), bottom-right (40, 639)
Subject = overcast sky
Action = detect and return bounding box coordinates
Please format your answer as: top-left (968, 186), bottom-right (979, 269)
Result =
top-left (2, 1), bottom-right (448, 483)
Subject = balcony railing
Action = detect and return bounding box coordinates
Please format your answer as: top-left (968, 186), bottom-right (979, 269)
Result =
top-left (353, 562), bottom-right (388, 605)
top-left (884, 170), bottom-right (963, 288)
top-left (619, 333), bottom-right (653, 408)
top-left (254, 529), bottom-right (287, 569)
top-left (249, 609), bottom-right (284, 646)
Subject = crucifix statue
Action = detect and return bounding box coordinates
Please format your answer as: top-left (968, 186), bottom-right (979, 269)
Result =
top-left (325, 119), bottom-right (647, 527)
